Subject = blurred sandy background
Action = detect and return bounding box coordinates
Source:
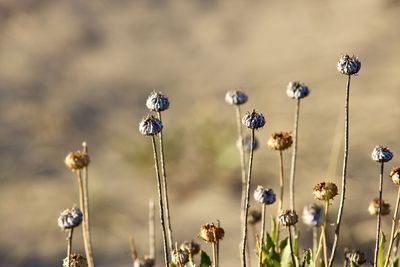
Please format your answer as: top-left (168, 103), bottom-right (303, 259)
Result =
top-left (1, 0), bottom-right (400, 266)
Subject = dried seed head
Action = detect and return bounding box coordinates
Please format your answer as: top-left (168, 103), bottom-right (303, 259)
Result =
top-left (146, 91), bottom-right (169, 112)
top-left (248, 209), bottom-right (262, 225)
top-left (63, 253), bottom-right (88, 267)
top-left (58, 207), bottom-right (83, 230)
top-left (368, 198), bottom-right (391, 216)
top-left (302, 203), bottom-right (323, 227)
top-left (313, 182), bottom-right (338, 201)
top-left (286, 81), bottom-right (310, 99)
top-left (278, 209), bottom-right (298, 227)
top-left (225, 90), bottom-right (248, 105)
top-left (133, 256), bottom-right (155, 267)
top-left (237, 135), bottom-right (259, 153)
top-left (390, 167), bottom-right (400, 186)
top-left (344, 249), bottom-right (366, 265)
top-left (253, 185), bottom-right (276, 205)
top-left (171, 248), bottom-right (189, 266)
top-left (139, 115), bottom-right (163, 136)
top-left (198, 223), bottom-right (225, 243)
top-left (371, 145), bottom-right (393, 163)
top-left (65, 151), bottom-right (90, 171)
top-left (267, 131), bottom-right (293, 151)
top-left (180, 240), bottom-right (201, 255)
top-left (242, 110), bottom-right (266, 129)
top-left (337, 54), bottom-right (361, 75)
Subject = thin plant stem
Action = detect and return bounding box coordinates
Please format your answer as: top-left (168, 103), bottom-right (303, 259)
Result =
top-left (156, 112), bottom-right (173, 253)
top-left (394, 236), bottom-right (400, 256)
top-left (313, 227), bottom-right (318, 258)
top-left (278, 150), bottom-right (284, 214)
top-left (315, 201), bottom-right (329, 266)
top-left (241, 129), bottom-right (255, 267)
top-left (329, 74), bottom-right (351, 267)
top-left (129, 237), bottom-right (138, 262)
top-left (314, 227), bottom-right (324, 266)
top-left (149, 199), bottom-right (155, 260)
top-left (323, 201), bottom-right (329, 267)
top-left (258, 204), bottom-right (266, 267)
top-left (384, 186), bottom-right (400, 267)
top-left (288, 226), bottom-right (296, 267)
top-left (216, 220), bottom-right (221, 267)
top-left (151, 136), bottom-right (169, 266)
top-left (212, 242), bottom-right (217, 267)
top-left (374, 162), bottom-right (385, 267)
top-left (289, 99), bottom-right (300, 211)
top-left (67, 228), bottom-right (74, 267)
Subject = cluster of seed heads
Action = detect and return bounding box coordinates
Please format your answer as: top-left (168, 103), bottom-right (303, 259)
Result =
top-left (58, 207), bottom-right (83, 230)
top-left (302, 203), bottom-right (323, 227)
top-left (253, 185), bottom-right (276, 205)
top-left (241, 110), bottom-right (266, 129)
top-left (371, 145), bottom-right (393, 163)
top-left (225, 90), bottom-right (248, 105)
top-left (139, 115), bottom-right (163, 136)
top-left (267, 131), bottom-right (293, 151)
top-left (313, 181), bottom-right (339, 201)
top-left (337, 54), bottom-right (361, 75)
top-left (278, 209), bottom-right (298, 227)
top-left (286, 81), bottom-right (310, 99)
top-left (146, 91), bottom-right (170, 112)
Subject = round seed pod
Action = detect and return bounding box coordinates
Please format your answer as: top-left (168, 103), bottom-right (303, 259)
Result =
top-left (371, 145), bottom-right (393, 163)
top-left (390, 167), bottom-right (400, 186)
top-left (171, 248), bottom-right (189, 266)
top-left (248, 209), bottom-right (262, 225)
top-left (253, 185), bottom-right (276, 205)
top-left (368, 198), bottom-right (391, 216)
top-left (267, 131), bottom-right (293, 151)
top-left (198, 223), bottom-right (224, 243)
top-left (313, 182), bottom-right (339, 201)
top-left (302, 203), bottom-right (323, 227)
top-left (58, 207), bottom-right (83, 230)
top-left (65, 151), bottom-right (90, 171)
top-left (225, 90), bottom-right (248, 105)
top-left (133, 256), bottom-right (155, 267)
top-left (180, 240), bottom-right (201, 256)
top-left (286, 81), bottom-right (310, 99)
top-left (345, 250), bottom-right (366, 265)
top-left (139, 115), bottom-right (163, 136)
top-left (146, 91), bottom-right (169, 112)
top-left (278, 209), bottom-right (298, 227)
top-left (337, 54), bottom-right (361, 75)
top-left (242, 110), bottom-right (266, 129)
top-left (63, 253), bottom-right (88, 267)
top-left (237, 135), bottom-right (259, 153)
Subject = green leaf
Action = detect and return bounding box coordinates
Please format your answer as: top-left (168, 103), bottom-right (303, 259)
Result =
top-left (169, 263), bottom-right (177, 267)
top-left (294, 231), bottom-right (300, 257)
top-left (271, 217), bottom-right (278, 245)
top-left (350, 262), bottom-right (361, 267)
top-left (279, 237), bottom-right (289, 252)
top-left (199, 250), bottom-right (212, 267)
top-left (280, 239), bottom-right (293, 267)
top-left (389, 257), bottom-right (399, 267)
top-left (378, 232), bottom-right (386, 267)
top-left (302, 249), bottom-right (314, 267)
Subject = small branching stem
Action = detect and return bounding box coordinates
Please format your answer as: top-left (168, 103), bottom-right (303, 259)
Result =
top-left (374, 162), bottom-right (385, 267)
top-left (258, 204), bottom-right (266, 267)
top-left (384, 186), bottom-right (400, 267)
top-left (289, 99), bottom-right (300, 211)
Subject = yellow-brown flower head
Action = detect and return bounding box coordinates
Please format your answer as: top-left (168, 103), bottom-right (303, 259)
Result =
top-left (313, 182), bottom-right (338, 201)
top-left (278, 209), bottom-right (298, 227)
top-left (267, 131), bottom-right (293, 151)
top-left (390, 167), bottom-right (400, 186)
top-left (65, 151), bottom-right (90, 171)
top-left (63, 253), bottom-right (88, 267)
top-left (180, 240), bottom-right (201, 256)
top-left (368, 198), bottom-right (391, 216)
top-left (198, 223), bottom-right (224, 243)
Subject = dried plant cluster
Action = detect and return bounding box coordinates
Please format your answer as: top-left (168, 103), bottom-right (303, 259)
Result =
top-left (56, 54), bottom-right (400, 267)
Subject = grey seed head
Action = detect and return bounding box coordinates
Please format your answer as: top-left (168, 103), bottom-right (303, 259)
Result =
top-left (237, 135), bottom-right (259, 153)
top-left (371, 145), bottom-right (393, 163)
top-left (133, 256), bottom-right (154, 267)
top-left (225, 90), bottom-right (248, 105)
top-left (58, 207), bottom-right (83, 230)
top-left (253, 185), bottom-right (276, 205)
top-left (171, 248), bottom-right (189, 266)
top-left (286, 81), bottom-right (310, 99)
top-left (345, 250), bottom-right (366, 265)
top-left (180, 240), bottom-right (201, 255)
top-left (278, 209), bottom-right (298, 227)
top-left (337, 54), bottom-right (361, 75)
top-left (302, 203), bottom-right (323, 227)
top-left (146, 91), bottom-right (169, 112)
top-left (139, 115), bottom-right (163, 136)
top-left (242, 110), bottom-right (266, 129)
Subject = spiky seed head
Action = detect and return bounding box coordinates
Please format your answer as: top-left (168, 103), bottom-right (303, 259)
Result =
top-left (390, 167), bottom-right (400, 186)
top-left (371, 145), bottom-right (393, 163)
top-left (302, 203), bottom-right (323, 227)
top-left (198, 223), bottom-right (224, 243)
top-left (133, 256), bottom-right (155, 267)
top-left (58, 207), bottom-right (83, 230)
top-left (65, 151), bottom-right (90, 171)
top-left (237, 135), bottom-right (259, 153)
top-left (267, 131), bottom-right (293, 151)
top-left (171, 248), bottom-right (189, 266)
top-left (278, 209), bottom-right (298, 227)
top-left (242, 110), bottom-right (266, 129)
top-left (337, 54), bottom-right (361, 75)
top-left (286, 81), bottom-right (310, 99)
top-left (139, 115), bottom-right (163, 136)
top-left (248, 209), bottom-right (262, 225)
top-left (368, 198), bottom-right (391, 216)
top-left (313, 182), bottom-right (338, 201)
top-left (344, 250), bottom-right (366, 265)
top-left (63, 253), bottom-right (88, 267)
top-left (225, 90), bottom-right (248, 105)
top-left (180, 240), bottom-right (201, 256)
top-left (146, 91), bottom-right (169, 112)
top-left (253, 186), bottom-right (276, 205)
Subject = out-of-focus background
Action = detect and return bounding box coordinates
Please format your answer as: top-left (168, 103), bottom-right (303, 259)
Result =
top-left (1, 0), bottom-right (400, 266)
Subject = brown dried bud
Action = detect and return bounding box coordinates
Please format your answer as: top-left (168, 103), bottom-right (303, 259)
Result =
top-left (278, 209), bottom-right (298, 227)
top-left (171, 248), bottom-right (189, 266)
top-left (198, 223), bottom-right (224, 243)
top-left (63, 253), bottom-right (88, 267)
top-left (390, 167), bottom-right (400, 186)
top-left (248, 209), bottom-right (262, 225)
top-left (368, 198), bottom-right (391, 216)
top-left (267, 131), bottom-right (293, 151)
top-left (180, 240), bottom-right (201, 255)
top-left (65, 151), bottom-right (90, 171)
top-left (344, 249), bottom-right (366, 265)
top-left (313, 182), bottom-right (338, 201)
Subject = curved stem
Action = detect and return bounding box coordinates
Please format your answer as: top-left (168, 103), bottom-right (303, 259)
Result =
top-left (236, 106), bottom-right (247, 229)
top-left (258, 204), bottom-right (266, 267)
top-left (67, 228), bottom-right (73, 267)
top-left (384, 186), bottom-right (400, 267)
top-left (374, 162), bottom-right (385, 267)
top-left (329, 74), bottom-right (351, 267)
top-left (151, 136), bottom-right (169, 266)
top-left (242, 129), bottom-right (255, 267)
top-left (289, 99), bottom-right (300, 211)
top-left (288, 226), bottom-right (296, 267)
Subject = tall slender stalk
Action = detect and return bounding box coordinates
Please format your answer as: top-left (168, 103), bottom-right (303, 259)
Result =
top-left (278, 151), bottom-right (284, 214)
top-left (315, 201), bottom-right (329, 266)
top-left (289, 99), bottom-right (300, 211)
top-left (288, 226), bottom-right (296, 267)
top-left (329, 74), bottom-right (351, 267)
top-left (258, 204), bottom-right (266, 267)
top-left (384, 186), bottom-right (400, 267)
top-left (235, 106), bottom-right (247, 227)
top-left (374, 162), bottom-right (385, 267)
top-left (212, 242), bottom-right (217, 267)
top-left (67, 228), bottom-right (73, 267)
top-left (313, 227), bottom-right (318, 257)
top-left (151, 136), bottom-right (169, 266)
top-left (242, 129), bottom-right (255, 267)
top-left (149, 199), bottom-right (155, 260)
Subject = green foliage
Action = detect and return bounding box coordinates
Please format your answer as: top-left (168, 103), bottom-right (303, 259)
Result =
top-left (388, 257), bottom-right (399, 267)
top-left (302, 249), bottom-right (314, 267)
top-left (378, 232), bottom-right (386, 267)
top-left (199, 250), bottom-right (212, 267)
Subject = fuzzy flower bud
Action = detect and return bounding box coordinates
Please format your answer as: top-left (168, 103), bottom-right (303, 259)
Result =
top-left (253, 186), bottom-right (276, 205)
top-left (248, 209), bottom-right (262, 225)
top-left (345, 250), bottom-right (366, 265)
top-left (65, 151), bottom-right (90, 171)
top-left (313, 182), bottom-right (338, 201)
top-left (133, 256), bottom-right (155, 267)
top-left (63, 253), bottom-right (88, 267)
top-left (58, 207), bottom-right (83, 230)
top-left (278, 209), bottom-right (298, 227)
top-left (146, 91), bottom-right (169, 112)
top-left (368, 198), bottom-right (391, 216)
top-left (139, 115), bottom-right (163, 136)
top-left (198, 223), bottom-right (224, 243)
top-left (302, 203), bottom-right (323, 227)
top-left (267, 131), bottom-right (293, 151)
top-left (390, 167), bottom-right (400, 186)
top-left (286, 81), bottom-right (310, 99)
top-left (171, 248), bottom-right (189, 266)
top-left (242, 110), bottom-right (266, 129)
top-left (371, 145), bottom-right (393, 163)
top-left (337, 54), bottom-right (361, 75)
top-left (180, 240), bottom-right (201, 255)
top-left (237, 135), bottom-right (259, 153)
top-left (225, 90), bottom-right (248, 105)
